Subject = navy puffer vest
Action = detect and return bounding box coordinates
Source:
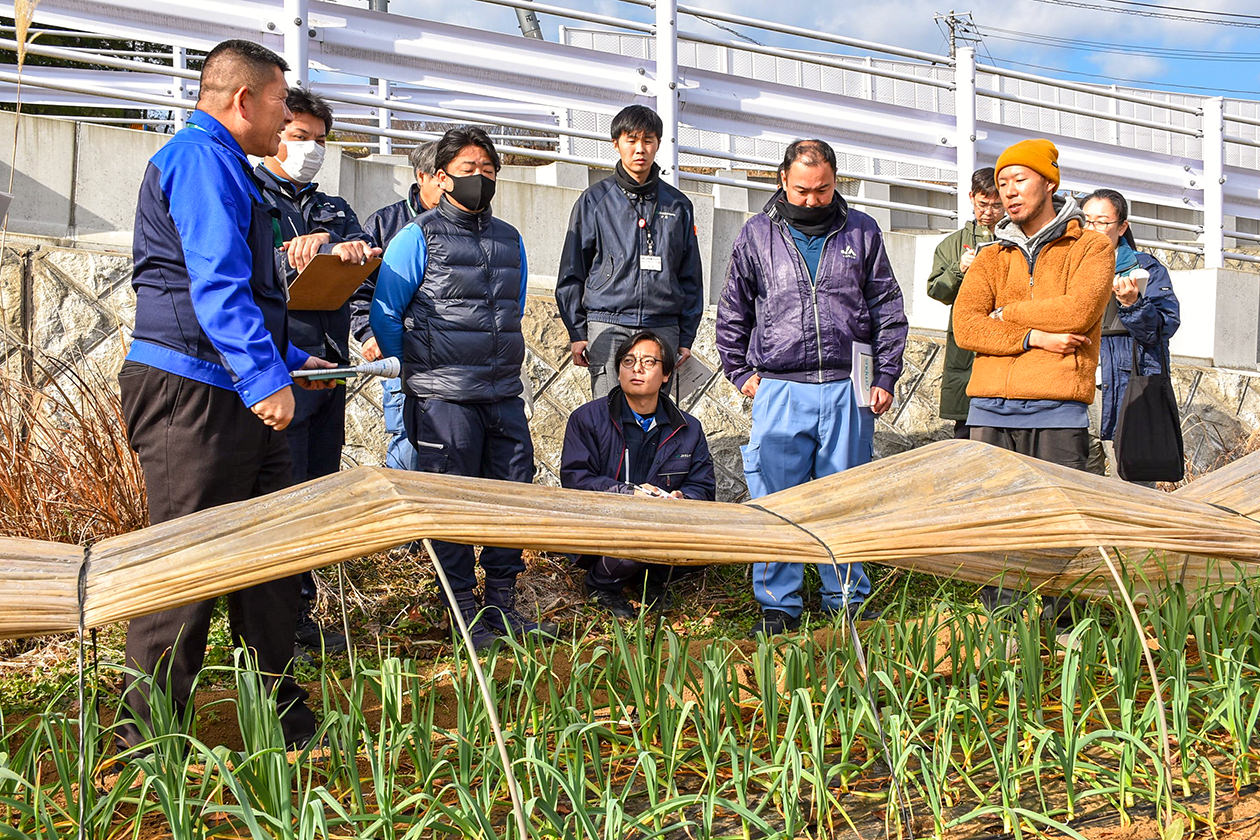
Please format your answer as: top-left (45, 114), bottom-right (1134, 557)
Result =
top-left (403, 198), bottom-right (525, 402)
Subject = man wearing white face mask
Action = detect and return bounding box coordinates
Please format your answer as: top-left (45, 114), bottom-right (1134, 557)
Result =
top-left (255, 88), bottom-right (381, 656)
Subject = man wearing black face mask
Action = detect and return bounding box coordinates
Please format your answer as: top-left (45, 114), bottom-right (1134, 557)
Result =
top-left (716, 139), bottom-right (908, 637)
top-left (370, 126), bottom-right (556, 650)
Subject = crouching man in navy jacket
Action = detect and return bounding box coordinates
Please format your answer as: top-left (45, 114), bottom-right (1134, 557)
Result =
top-left (560, 330), bottom-right (716, 618)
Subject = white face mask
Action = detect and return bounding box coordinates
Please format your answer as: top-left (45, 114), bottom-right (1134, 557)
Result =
top-left (278, 139), bottom-right (325, 183)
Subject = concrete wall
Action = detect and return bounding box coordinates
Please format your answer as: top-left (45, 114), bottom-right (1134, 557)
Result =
top-left (2, 111), bottom-right (1258, 369)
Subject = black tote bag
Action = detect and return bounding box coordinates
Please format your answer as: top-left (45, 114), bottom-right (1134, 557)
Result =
top-left (1113, 334), bottom-right (1184, 483)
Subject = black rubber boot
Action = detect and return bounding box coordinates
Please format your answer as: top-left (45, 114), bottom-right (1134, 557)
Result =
top-left (448, 589), bottom-right (497, 652)
top-left (483, 576), bottom-right (560, 640)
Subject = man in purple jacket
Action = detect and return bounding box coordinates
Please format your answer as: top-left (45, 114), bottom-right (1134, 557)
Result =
top-left (717, 139), bottom-right (908, 637)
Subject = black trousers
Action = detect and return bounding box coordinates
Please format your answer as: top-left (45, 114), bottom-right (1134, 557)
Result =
top-left (970, 425), bottom-right (1090, 470)
top-left (116, 362), bottom-right (314, 746)
top-left (970, 424), bottom-right (1090, 611)
top-left (286, 382), bottom-right (347, 601)
top-left (405, 394), bottom-right (535, 592)
top-left (584, 555), bottom-right (676, 594)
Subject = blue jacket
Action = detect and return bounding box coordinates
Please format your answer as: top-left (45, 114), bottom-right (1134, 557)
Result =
top-left (127, 110), bottom-right (307, 407)
top-left (716, 191), bottom-right (908, 392)
top-left (555, 174), bottom-right (704, 349)
top-left (370, 197), bottom-right (529, 402)
top-left (1099, 251), bottom-right (1181, 440)
top-left (350, 182), bottom-right (425, 343)
top-left (254, 164), bottom-right (373, 364)
top-left (561, 387), bottom-right (716, 500)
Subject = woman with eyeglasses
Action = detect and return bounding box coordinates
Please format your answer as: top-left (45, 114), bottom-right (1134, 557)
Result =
top-left (1080, 189), bottom-right (1181, 476)
top-left (560, 329), bottom-right (716, 619)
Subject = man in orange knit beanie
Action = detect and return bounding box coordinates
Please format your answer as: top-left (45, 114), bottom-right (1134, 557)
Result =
top-left (952, 138), bottom-right (1114, 608)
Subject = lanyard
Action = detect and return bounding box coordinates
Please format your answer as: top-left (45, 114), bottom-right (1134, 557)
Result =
top-left (633, 194), bottom-right (659, 256)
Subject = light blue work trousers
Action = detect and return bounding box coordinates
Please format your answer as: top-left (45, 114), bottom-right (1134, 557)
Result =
top-left (382, 376), bottom-right (418, 471)
top-left (741, 377), bottom-right (874, 617)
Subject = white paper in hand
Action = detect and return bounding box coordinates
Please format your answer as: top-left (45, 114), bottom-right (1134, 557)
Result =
top-left (852, 341), bottom-right (875, 407)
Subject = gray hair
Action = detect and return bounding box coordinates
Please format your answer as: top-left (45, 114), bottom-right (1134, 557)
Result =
top-left (409, 140), bottom-right (438, 176)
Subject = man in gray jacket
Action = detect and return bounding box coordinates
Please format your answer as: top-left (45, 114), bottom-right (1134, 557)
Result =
top-left (556, 105), bottom-right (704, 398)
top-left (717, 139), bottom-right (908, 637)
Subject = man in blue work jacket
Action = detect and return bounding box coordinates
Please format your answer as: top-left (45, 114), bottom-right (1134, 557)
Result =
top-left (116, 40), bottom-right (334, 751)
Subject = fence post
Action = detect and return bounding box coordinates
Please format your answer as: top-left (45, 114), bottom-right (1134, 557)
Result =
top-left (953, 46), bottom-right (976, 230)
top-left (282, 0), bottom-right (309, 88)
top-left (377, 77), bottom-right (392, 154)
top-left (171, 46), bottom-right (188, 132)
top-left (1201, 96), bottom-right (1224, 269)
top-left (655, 0), bottom-right (679, 186)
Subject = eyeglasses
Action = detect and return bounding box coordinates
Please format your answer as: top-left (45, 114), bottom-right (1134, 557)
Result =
top-left (974, 201), bottom-right (1003, 213)
top-left (620, 355), bottom-right (662, 370)
top-left (1083, 217), bottom-right (1120, 228)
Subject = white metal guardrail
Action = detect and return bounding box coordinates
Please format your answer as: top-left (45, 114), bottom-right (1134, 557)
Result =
top-left (0, 0), bottom-right (1257, 265)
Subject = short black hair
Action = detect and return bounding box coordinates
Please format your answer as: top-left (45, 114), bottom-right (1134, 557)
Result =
top-left (779, 139), bottom-right (837, 176)
top-left (434, 126), bottom-right (501, 173)
top-left (285, 88), bottom-right (333, 134)
top-left (1082, 187), bottom-right (1136, 247)
top-left (970, 167), bottom-right (996, 196)
top-left (614, 329), bottom-right (676, 380)
top-left (199, 40), bottom-right (289, 108)
top-left (610, 105), bottom-right (663, 142)
top-left (409, 140), bottom-right (438, 176)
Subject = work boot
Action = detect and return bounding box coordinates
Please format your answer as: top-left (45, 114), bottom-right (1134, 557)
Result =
top-left (448, 589), bottom-right (497, 652)
top-left (483, 576), bottom-right (560, 640)
top-left (583, 581), bottom-right (637, 620)
top-left (294, 599), bottom-right (348, 654)
top-left (749, 609), bottom-right (801, 639)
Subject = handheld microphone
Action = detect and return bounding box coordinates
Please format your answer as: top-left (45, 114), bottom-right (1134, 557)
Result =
top-left (291, 357), bottom-right (401, 381)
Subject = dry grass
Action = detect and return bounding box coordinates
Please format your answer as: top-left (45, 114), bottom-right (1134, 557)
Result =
top-left (0, 356), bottom-right (146, 544)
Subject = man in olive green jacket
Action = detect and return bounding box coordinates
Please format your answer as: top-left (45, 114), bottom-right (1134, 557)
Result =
top-left (926, 167), bottom-right (1002, 438)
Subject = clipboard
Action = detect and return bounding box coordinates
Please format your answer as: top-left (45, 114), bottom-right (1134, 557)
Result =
top-left (287, 253), bottom-right (381, 311)
top-left (852, 341), bottom-right (875, 407)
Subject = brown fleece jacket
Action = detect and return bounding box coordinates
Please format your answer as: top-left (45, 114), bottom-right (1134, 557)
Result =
top-left (953, 219), bottom-right (1114, 404)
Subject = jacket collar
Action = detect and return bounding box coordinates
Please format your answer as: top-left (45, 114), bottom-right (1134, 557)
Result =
top-left (436, 193), bottom-right (492, 230)
top-left (605, 385), bottom-right (686, 431)
top-left (762, 188), bottom-right (850, 236)
top-left (253, 161), bottom-right (319, 198)
top-left (186, 110), bottom-right (249, 165)
top-left (994, 193), bottom-right (1085, 259)
top-left (406, 182), bottom-right (425, 216)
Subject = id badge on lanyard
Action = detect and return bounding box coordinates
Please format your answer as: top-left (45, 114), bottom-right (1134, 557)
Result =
top-left (637, 205), bottom-right (662, 272)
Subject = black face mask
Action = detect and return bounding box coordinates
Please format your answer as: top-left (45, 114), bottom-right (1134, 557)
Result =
top-left (776, 195), bottom-right (839, 236)
top-left (444, 172), bottom-right (496, 213)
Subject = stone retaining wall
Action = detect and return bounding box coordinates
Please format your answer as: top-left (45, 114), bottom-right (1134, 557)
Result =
top-left (3, 239), bottom-right (1257, 502)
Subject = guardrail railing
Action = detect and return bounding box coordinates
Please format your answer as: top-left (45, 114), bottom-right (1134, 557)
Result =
top-left (1, 0), bottom-right (1257, 265)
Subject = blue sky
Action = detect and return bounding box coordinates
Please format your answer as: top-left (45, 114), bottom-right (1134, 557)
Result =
top-left (384, 0), bottom-right (1260, 101)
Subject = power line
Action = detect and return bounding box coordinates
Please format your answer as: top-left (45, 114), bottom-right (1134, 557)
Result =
top-left (977, 25), bottom-right (1260, 61)
top-left (1094, 0), bottom-right (1260, 21)
top-left (1031, 0), bottom-right (1260, 27)
top-left (982, 54), bottom-right (1260, 96)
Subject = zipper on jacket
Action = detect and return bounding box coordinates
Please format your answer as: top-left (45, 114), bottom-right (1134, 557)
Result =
top-left (778, 220), bottom-right (843, 383)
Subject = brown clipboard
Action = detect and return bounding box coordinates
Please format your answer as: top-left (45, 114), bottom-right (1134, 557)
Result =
top-left (287, 253), bottom-right (382, 311)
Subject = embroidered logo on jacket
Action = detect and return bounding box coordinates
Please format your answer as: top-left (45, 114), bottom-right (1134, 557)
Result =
top-left (840, 245), bottom-right (858, 259)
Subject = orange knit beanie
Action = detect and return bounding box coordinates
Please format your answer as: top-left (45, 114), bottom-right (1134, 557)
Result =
top-left (995, 138), bottom-right (1060, 188)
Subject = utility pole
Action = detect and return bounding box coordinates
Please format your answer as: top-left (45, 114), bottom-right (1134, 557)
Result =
top-left (934, 10), bottom-right (980, 61)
